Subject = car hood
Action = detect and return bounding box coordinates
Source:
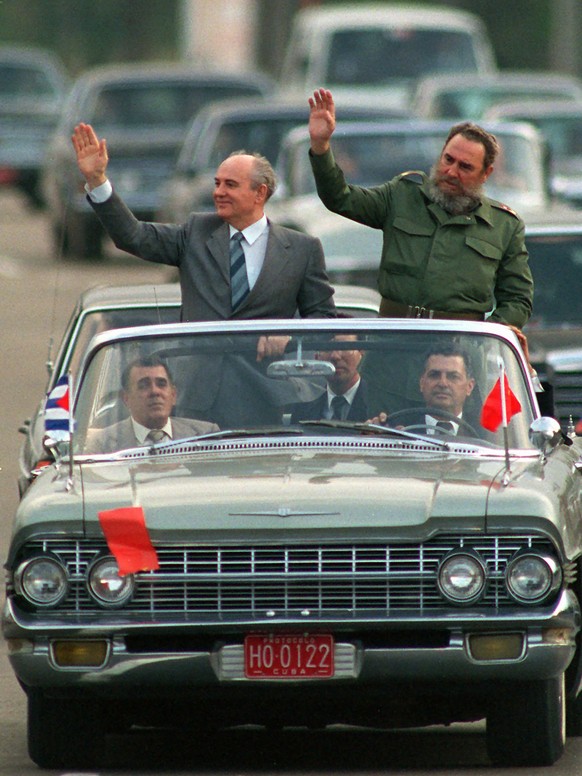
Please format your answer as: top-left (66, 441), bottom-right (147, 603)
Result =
top-left (70, 445), bottom-right (556, 535)
top-left (13, 441), bottom-right (581, 560)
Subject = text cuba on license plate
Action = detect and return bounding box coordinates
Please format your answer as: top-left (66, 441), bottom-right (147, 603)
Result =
top-left (244, 633), bottom-right (334, 679)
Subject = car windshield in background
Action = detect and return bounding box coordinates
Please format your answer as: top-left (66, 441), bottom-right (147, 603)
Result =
top-left (0, 62), bottom-right (60, 100)
top-left (430, 87), bottom-right (579, 120)
top-left (91, 82), bottom-right (267, 130)
top-left (527, 232), bottom-right (582, 325)
top-left (73, 322), bottom-right (535, 456)
top-left (326, 29), bottom-right (478, 84)
top-left (189, 117), bottom-right (308, 175)
top-left (522, 114), bottom-right (582, 160)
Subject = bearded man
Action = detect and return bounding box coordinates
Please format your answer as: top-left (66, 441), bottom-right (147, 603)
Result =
top-left (307, 88), bottom-right (532, 328)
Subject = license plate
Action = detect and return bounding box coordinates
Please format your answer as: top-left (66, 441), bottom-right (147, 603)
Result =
top-left (244, 633), bottom-right (334, 679)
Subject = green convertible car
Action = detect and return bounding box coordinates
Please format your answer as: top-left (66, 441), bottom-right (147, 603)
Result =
top-left (4, 316), bottom-right (582, 768)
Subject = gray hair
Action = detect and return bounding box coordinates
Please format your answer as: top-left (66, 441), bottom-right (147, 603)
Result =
top-left (228, 149), bottom-right (277, 200)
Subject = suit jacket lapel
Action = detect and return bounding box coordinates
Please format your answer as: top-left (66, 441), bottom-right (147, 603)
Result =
top-left (238, 223), bottom-right (290, 311)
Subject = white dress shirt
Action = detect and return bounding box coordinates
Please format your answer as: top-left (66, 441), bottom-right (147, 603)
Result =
top-left (229, 217), bottom-right (269, 290)
top-left (324, 379), bottom-right (361, 419)
top-left (131, 417), bottom-right (173, 444)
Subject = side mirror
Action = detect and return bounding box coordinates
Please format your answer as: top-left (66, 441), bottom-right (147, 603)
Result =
top-left (529, 417), bottom-right (563, 455)
top-left (43, 430), bottom-right (71, 463)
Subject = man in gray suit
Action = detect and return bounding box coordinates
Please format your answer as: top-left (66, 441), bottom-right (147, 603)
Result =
top-left (71, 123), bottom-right (336, 351)
top-left (87, 355), bottom-right (219, 454)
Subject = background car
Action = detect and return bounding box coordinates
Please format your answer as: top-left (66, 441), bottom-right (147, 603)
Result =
top-left (411, 71), bottom-right (582, 120)
top-left (157, 98), bottom-right (405, 222)
top-left (521, 215), bottom-right (582, 429)
top-left (0, 45), bottom-right (69, 208)
top-left (278, 3), bottom-right (496, 110)
top-left (41, 63), bottom-right (275, 260)
top-left (18, 282), bottom-right (380, 494)
top-left (267, 119), bottom-right (550, 283)
top-left (5, 316), bottom-right (582, 769)
top-left (483, 99), bottom-right (582, 208)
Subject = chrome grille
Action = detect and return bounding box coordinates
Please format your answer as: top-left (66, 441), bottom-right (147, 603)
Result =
top-left (18, 535), bottom-right (555, 618)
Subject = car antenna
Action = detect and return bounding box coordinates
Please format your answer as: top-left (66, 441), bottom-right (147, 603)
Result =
top-left (67, 369), bottom-right (75, 490)
top-left (153, 286), bottom-right (161, 324)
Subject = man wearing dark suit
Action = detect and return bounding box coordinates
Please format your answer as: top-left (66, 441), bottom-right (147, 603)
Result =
top-left (71, 123), bottom-right (336, 335)
top-left (290, 334), bottom-right (369, 423)
top-left (86, 355), bottom-right (218, 454)
top-left (386, 343), bottom-right (480, 435)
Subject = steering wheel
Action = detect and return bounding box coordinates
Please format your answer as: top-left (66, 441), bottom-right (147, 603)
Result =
top-left (385, 406), bottom-right (478, 437)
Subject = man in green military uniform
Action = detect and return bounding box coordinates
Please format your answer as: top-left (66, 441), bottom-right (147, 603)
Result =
top-left (308, 88), bottom-right (533, 328)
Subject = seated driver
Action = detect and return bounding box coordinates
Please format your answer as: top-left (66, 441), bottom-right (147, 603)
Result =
top-left (373, 343), bottom-right (478, 435)
top-left (86, 355), bottom-right (219, 453)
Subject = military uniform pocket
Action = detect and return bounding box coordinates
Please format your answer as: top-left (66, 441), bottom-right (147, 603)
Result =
top-left (465, 236), bottom-right (503, 262)
top-left (382, 217), bottom-right (434, 278)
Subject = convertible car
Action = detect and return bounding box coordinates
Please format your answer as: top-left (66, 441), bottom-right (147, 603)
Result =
top-left (4, 317), bottom-right (582, 768)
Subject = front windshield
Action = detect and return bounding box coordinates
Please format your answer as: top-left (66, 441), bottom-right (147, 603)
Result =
top-left (325, 29), bottom-right (478, 85)
top-left (526, 233), bottom-right (582, 325)
top-left (193, 117), bottom-right (305, 174)
top-left (91, 83), bottom-right (264, 130)
top-left (432, 87), bottom-right (580, 121)
top-left (0, 63), bottom-right (61, 99)
top-left (525, 115), bottom-right (582, 164)
top-left (73, 325), bottom-right (535, 455)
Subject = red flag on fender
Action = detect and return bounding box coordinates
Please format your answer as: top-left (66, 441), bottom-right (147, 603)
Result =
top-left (480, 376), bottom-right (522, 432)
top-left (98, 506), bottom-right (159, 576)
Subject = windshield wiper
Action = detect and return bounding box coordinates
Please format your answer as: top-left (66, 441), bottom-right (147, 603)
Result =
top-left (152, 427), bottom-right (306, 448)
top-left (299, 419), bottom-right (450, 448)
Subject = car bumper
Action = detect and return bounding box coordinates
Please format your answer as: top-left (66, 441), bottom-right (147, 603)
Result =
top-left (4, 589), bottom-right (580, 693)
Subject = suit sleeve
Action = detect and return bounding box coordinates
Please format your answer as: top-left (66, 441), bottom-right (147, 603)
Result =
top-left (296, 234), bottom-right (336, 318)
top-left (309, 148), bottom-right (390, 229)
top-left (88, 189), bottom-right (187, 267)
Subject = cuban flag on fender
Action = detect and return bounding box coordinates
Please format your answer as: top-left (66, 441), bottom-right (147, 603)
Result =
top-left (45, 374), bottom-right (73, 433)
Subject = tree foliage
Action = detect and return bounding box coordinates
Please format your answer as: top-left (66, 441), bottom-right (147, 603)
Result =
top-left (0, 0), bottom-right (180, 75)
top-left (0, 0), bottom-right (573, 78)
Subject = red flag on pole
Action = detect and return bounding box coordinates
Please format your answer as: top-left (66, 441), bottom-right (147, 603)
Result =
top-left (480, 375), bottom-right (522, 432)
top-left (98, 506), bottom-right (159, 576)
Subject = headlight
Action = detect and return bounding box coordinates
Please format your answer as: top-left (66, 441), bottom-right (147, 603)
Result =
top-left (15, 556), bottom-right (68, 607)
top-left (506, 553), bottom-right (562, 603)
top-left (87, 556), bottom-right (135, 607)
top-left (438, 552), bottom-right (486, 604)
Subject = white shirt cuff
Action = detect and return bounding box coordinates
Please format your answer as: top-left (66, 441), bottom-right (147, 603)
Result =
top-left (85, 180), bottom-right (112, 203)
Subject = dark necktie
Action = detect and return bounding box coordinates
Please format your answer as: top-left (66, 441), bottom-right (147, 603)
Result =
top-left (331, 395), bottom-right (348, 420)
top-left (147, 429), bottom-right (167, 443)
top-left (435, 420), bottom-right (455, 434)
top-left (230, 231), bottom-right (250, 310)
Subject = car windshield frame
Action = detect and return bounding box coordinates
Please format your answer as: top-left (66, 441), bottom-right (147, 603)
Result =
top-left (68, 319), bottom-right (539, 458)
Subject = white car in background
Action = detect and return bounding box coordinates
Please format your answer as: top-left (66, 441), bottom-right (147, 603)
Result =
top-left (279, 3), bottom-right (496, 110)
